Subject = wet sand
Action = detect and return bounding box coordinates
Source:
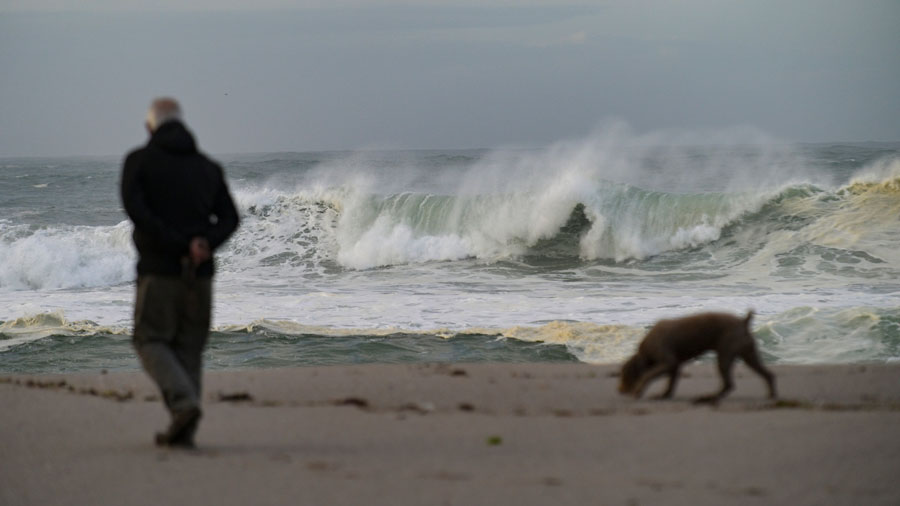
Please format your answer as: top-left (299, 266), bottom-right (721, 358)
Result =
top-left (2, 363), bottom-right (899, 505)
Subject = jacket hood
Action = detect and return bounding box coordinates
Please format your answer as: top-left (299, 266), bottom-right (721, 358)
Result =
top-left (149, 120), bottom-right (198, 154)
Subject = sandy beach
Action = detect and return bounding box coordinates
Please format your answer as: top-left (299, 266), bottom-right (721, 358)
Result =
top-left (2, 362), bottom-right (899, 506)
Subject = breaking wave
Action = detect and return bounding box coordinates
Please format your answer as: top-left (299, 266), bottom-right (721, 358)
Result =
top-left (223, 155), bottom-right (900, 272)
top-left (2, 306), bottom-right (898, 369)
top-left (1, 155), bottom-right (899, 290)
top-left (0, 221), bottom-right (134, 290)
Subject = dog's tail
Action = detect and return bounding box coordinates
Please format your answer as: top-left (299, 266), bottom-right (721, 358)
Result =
top-left (744, 310), bottom-right (755, 327)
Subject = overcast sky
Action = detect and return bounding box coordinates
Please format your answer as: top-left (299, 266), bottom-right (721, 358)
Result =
top-left (1, 0), bottom-right (898, 156)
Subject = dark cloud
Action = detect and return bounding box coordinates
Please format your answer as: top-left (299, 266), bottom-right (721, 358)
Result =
top-left (1, 2), bottom-right (898, 156)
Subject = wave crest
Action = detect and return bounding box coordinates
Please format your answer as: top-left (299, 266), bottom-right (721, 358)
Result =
top-left (2, 154), bottom-right (899, 289)
top-left (221, 160), bottom-right (900, 272)
top-left (0, 221), bottom-right (134, 290)
top-left (0, 310), bottom-right (128, 352)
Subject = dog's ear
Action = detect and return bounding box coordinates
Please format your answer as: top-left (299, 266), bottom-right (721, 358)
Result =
top-left (744, 310), bottom-right (755, 327)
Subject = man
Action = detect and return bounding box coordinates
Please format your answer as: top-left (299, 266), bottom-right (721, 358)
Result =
top-left (121, 98), bottom-right (239, 448)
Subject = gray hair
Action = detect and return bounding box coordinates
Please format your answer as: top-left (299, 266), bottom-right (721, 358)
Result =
top-left (145, 97), bottom-right (183, 131)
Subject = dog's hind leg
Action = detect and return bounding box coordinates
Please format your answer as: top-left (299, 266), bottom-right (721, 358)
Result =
top-left (741, 346), bottom-right (777, 399)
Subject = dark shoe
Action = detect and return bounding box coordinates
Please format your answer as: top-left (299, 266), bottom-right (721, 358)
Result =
top-left (155, 431), bottom-right (196, 449)
top-left (155, 407), bottom-right (201, 448)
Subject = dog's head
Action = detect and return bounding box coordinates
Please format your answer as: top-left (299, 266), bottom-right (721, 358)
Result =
top-left (618, 354), bottom-right (646, 395)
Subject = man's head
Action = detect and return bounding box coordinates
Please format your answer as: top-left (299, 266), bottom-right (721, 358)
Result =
top-left (145, 97), bottom-right (182, 134)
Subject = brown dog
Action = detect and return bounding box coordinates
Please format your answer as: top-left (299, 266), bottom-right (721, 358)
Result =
top-left (618, 311), bottom-right (776, 404)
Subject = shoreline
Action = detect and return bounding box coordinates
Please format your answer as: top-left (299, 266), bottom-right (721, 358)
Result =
top-left (3, 363), bottom-right (899, 505)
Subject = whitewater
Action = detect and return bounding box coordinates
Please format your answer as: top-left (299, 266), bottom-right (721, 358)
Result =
top-left (2, 129), bottom-right (899, 372)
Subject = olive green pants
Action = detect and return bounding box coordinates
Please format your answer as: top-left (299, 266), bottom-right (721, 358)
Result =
top-left (133, 275), bottom-right (212, 427)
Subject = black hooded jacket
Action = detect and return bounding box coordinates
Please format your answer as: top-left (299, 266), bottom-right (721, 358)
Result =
top-left (121, 121), bottom-right (239, 277)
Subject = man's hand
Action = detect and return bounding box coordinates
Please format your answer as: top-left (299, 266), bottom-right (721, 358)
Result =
top-left (188, 237), bottom-right (211, 265)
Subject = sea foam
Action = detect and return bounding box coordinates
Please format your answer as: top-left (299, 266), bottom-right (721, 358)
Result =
top-left (0, 221), bottom-right (134, 291)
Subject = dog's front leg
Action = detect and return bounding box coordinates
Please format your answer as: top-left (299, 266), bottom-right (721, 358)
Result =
top-left (651, 366), bottom-right (681, 400)
top-left (693, 353), bottom-right (736, 405)
top-left (631, 364), bottom-right (671, 399)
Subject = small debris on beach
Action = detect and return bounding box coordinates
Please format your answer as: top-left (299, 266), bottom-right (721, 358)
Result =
top-left (399, 401), bottom-right (435, 414)
top-left (334, 397), bottom-right (369, 409)
top-left (218, 391), bottom-right (254, 402)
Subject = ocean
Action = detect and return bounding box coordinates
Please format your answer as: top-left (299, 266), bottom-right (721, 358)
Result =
top-left (2, 133), bottom-right (899, 373)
